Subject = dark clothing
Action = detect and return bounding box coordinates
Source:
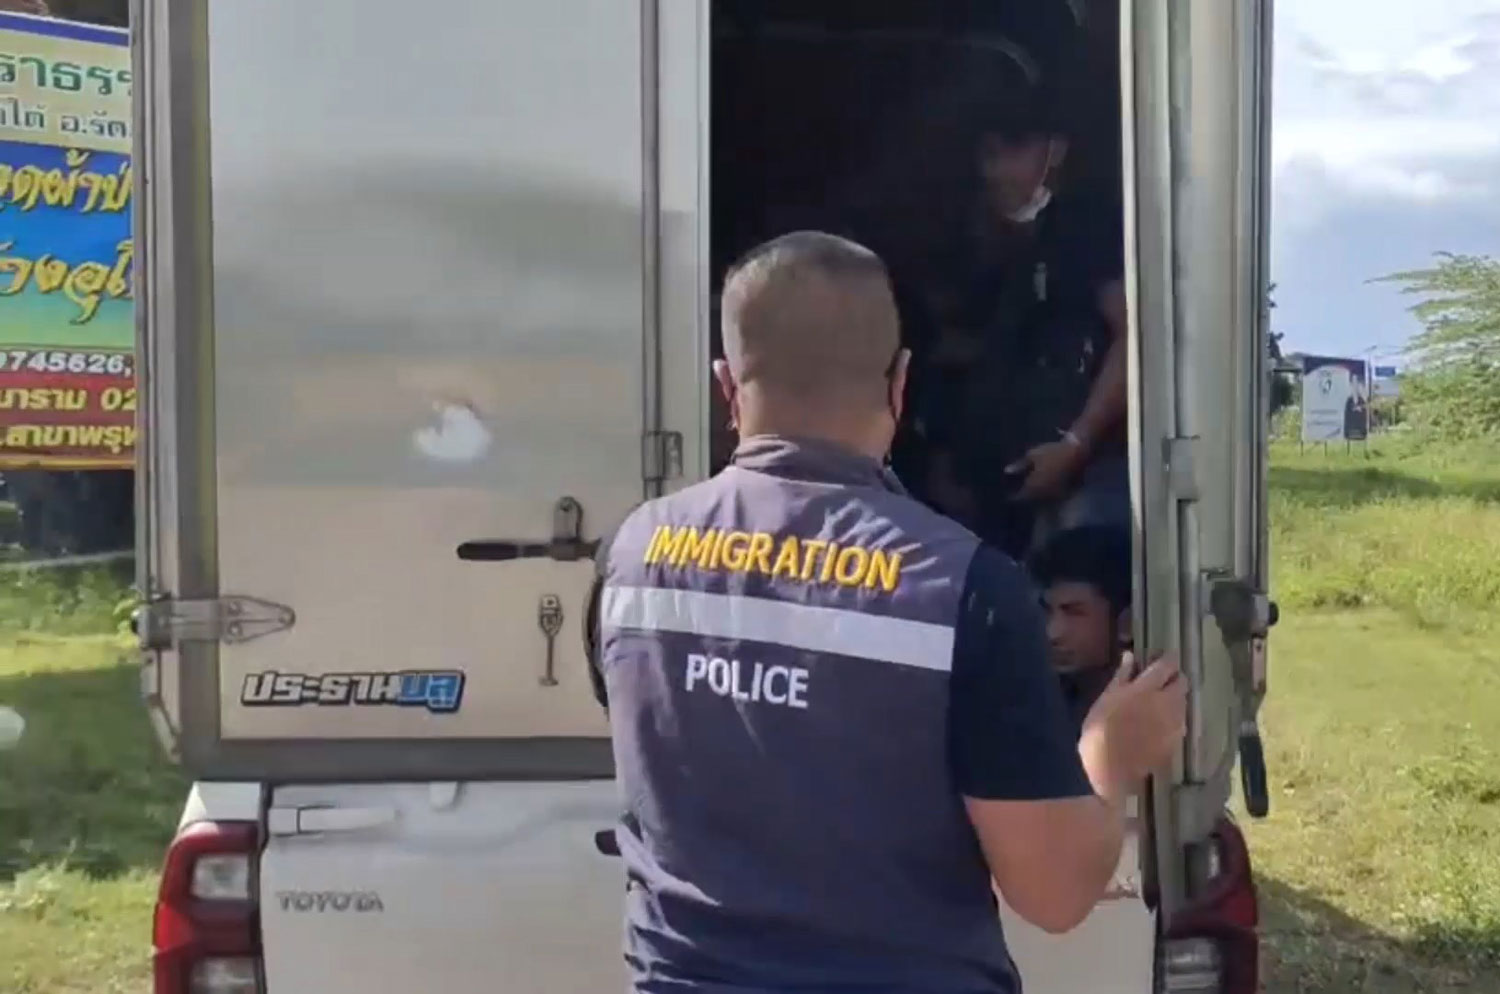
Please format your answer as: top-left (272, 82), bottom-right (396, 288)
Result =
top-left (589, 436), bottom-right (1089, 993)
top-left (1057, 665), bottom-right (1118, 739)
top-left (949, 192), bottom-right (1124, 469)
top-left (910, 192), bottom-right (1125, 555)
top-left (950, 544), bottom-right (1096, 803)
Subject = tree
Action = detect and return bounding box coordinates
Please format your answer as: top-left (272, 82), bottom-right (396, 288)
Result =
top-left (1378, 253), bottom-right (1500, 439)
top-left (1266, 282), bottom-right (1296, 417)
top-left (49, 0), bottom-right (127, 26)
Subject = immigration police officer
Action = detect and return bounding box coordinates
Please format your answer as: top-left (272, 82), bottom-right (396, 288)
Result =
top-left (588, 232), bottom-right (1186, 993)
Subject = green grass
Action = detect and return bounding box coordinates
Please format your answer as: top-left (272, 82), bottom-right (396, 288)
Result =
top-left (1252, 438), bottom-right (1500, 992)
top-left (0, 562), bottom-right (134, 638)
top-left (0, 634), bottom-right (186, 994)
top-left (1270, 439), bottom-right (1500, 632)
top-left (3, 441), bottom-right (1500, 992)
top-left (1249, 612), bottom-right (1500, 992)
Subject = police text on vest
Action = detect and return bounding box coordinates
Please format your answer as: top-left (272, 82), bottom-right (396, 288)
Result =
top-left (685, 654), bottom-right (809, 709)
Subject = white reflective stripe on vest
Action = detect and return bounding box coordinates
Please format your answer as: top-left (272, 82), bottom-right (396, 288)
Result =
top-left (601, 585), bottom-right (955, 673)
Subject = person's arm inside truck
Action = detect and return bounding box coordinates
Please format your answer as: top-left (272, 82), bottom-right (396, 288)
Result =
top-left (1065, 197), bottom-right (1129, 458)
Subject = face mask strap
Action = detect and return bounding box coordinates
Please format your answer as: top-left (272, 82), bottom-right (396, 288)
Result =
top-left (1006, 138), bottom-right (1058, 223)
top-left (884, 345), bottom-right (909, 430)
top-left (878, 347), bottom-right (908, 471)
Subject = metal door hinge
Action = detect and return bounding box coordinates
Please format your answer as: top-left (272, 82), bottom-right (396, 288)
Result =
top-left (643, 430), bottom-right (683, 483)
top-left (1164, 436), bottom-right (1201, 501)
top-left (135, 596), bottom-right (296, 652)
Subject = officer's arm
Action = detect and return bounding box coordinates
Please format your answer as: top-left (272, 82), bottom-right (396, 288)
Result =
top-left (948, 548), bottom-right (1127, 935)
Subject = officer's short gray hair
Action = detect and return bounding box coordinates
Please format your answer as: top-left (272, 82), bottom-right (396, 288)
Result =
top-left (720, 231), bottom-right (900, 411)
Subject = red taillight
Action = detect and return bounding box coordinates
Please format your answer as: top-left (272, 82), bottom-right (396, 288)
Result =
top-left (153, 820), bottom-right (263, 994)
top-left (1160, 817), bottom-right (1259, 994)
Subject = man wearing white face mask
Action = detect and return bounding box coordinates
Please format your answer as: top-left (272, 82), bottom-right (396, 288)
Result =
top-left (923, 91), bottom-right (1130, 558)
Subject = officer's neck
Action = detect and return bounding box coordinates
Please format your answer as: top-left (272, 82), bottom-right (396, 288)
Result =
top-left (736, 413), bottom-right (889, 466)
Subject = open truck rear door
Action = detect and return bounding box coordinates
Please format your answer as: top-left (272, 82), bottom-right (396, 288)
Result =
top-left (1123, 0), bottom-right (1275, 923)
top-left (135, 4), bottom-right (713, 988)
top-left (133, 0), bottom-right (709, 784)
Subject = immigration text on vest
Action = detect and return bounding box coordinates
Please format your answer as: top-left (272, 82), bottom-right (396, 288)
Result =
top-left (644, 526), bottom-right (905, 593)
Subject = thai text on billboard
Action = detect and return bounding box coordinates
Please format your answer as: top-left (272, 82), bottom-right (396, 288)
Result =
top-left (0, 12), bottom-right (133, 470)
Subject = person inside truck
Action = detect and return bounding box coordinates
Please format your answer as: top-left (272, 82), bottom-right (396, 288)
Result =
top-left (1031, 523), bottom-right (1134, 734)
top-left (919, 75), bottom-right (1129, 559)
top-left (589, 230), bottom-right (1186, 993)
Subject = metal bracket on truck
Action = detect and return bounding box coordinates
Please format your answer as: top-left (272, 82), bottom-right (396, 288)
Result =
top-left (643, 430), bottom-right (684, 486)
top-left (135, 596), bottom-right (295, 765)
top-left (135, 596), bottom-right (296, 651)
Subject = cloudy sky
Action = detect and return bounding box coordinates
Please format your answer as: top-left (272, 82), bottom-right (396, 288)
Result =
top-left (1273, 1), bottom-right (1500, 364)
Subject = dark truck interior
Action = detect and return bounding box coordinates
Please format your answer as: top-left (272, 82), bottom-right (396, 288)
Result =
top-left (707, 0), bottom-right (1125, 518)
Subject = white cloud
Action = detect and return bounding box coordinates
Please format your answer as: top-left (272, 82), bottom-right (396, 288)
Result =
top-left (1270, 0), bottom-right (1500, 355)
top-left (1275, 1), bottom-right (1500, 206)
top-left (1275, 120), bottom-right (1499, 205)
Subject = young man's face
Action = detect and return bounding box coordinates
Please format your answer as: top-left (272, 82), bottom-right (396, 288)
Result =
top-left (978, 134), bottom-right (1058, 218)
top-left (1043, 580), bottom-right (1118, 673)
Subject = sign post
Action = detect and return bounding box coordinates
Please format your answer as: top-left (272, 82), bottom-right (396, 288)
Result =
top-left (1299, 355), bottom-right (1370, 447)
top-left (1371, 365), bottom-right (1400, 399)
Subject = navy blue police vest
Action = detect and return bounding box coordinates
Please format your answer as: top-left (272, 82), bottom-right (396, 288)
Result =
top-left (598, 435), bottom-right (1019, 992)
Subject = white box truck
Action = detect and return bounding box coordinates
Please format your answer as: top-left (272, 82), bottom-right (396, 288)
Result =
top-left (132, 1), bottom-right (1275, 992)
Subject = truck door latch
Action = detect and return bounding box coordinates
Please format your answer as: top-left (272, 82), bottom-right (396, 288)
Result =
top-left (1209, 577), bottom-right (1278, 820)
top-left (594, 829), bottom-right (620, 857)
top-left (457, 497), bottom-right (600, 563)
top-left (268, 804), bottom-right (400, 837)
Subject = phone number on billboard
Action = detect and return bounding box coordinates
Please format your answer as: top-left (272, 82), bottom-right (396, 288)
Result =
top-left (0, 350), bottom-right (133, 376)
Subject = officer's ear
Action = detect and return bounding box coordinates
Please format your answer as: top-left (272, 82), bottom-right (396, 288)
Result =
top-left (1115, 605), bottom-right (1133, 651)
top-left (712, 359), bottom-right (740, 430)
top-left (887, 348), bottom-right (911, 424)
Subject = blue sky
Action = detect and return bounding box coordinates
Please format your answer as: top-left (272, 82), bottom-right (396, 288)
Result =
top-left (1273, 1), bottom-right (1500, 365)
